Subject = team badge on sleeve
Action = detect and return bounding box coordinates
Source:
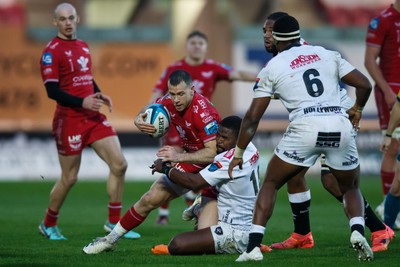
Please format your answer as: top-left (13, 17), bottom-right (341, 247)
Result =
top-left (253, 78), bottom-right (260, 91)
top-left (204, 120), bottom-right (218, 135)
top-left (208, 161), bottom-right (222, 172)
top-left (42, 52), bottom-right (53, 65)
top-left (369, 17), bottom-right (379, 30)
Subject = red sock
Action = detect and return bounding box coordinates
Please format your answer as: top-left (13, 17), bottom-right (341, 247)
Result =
top-left (43, 208), bottom-right (59, 227)
top-left (108, 202), bottom-right (122, 224)
top-left (381, 170), bottom-right (395, 195)
top-left (161, 202), bottom-right (169, 209)
top-left (120, 206), bottom-right (146, 230)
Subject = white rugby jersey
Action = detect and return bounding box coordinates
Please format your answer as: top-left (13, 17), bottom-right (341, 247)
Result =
top-left (254, 44), bottom-right (355, 121)
top-left (200, 142), bottom-right (259, 230)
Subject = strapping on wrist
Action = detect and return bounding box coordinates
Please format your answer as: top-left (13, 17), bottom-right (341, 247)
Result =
top-left (234, 146), bottom-right (245, 158)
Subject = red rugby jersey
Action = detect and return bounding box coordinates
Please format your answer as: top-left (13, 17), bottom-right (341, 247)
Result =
top-left (157, 92), bottom-right (221, 153)
top-left (40, 36), bottom-right (97, 118)
top-left (366, 5), bottom-right (400, 86)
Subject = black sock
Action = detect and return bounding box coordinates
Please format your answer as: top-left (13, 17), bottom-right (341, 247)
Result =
top-left (363, 196), bottom-right (385, 232)
top-left (351, 224), bottom-right (365, 236)
top-left (247, 233), bottom-right (263, 253)
top-left (291, 200), bottom-right (311, 235)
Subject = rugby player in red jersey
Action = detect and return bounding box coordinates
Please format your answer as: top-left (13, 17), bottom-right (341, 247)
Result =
top-left (365, 0), bottom-right (400, 229)
top-left (83, 70), bottom-right (222, 254)
top-left (38, 3), bottom-right (140, 240)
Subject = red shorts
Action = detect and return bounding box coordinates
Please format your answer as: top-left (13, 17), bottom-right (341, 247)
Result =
top-left (52, 113), bottom-right (116, 155)
top-left (201, 186), bottom-right (218, 199)
top-left (162, 126), bottom-right (182, 147)
top-left (374, 85), bottom-right (400, 129)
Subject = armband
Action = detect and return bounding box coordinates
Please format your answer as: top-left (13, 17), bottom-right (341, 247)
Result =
top-left (234, 146), bottom-right (245, 158)
top-left (385, 133), bottom-right (392, 138)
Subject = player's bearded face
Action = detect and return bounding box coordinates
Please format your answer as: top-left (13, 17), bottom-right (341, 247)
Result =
top-left (186, 37), bottom-right (207, 61)
top-left (263, 19), bottom-right (276, 53)
top-left (169, 82), bottom-right (194, 112)
top-left (54, 8), bottom-right (79, 39)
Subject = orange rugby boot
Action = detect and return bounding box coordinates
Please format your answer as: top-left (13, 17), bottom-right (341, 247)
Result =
top-left (270, 232), bottom-right (314, 249)
top-left (371, 224), bottom-right (395, 252)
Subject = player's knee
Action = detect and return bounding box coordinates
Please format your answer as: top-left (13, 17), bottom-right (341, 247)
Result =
top-left (61, 175), bottom-right (78, 187)
top-left (111, 158), bottom-right (127, 176)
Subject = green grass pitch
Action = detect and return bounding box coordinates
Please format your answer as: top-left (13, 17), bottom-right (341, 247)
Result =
top-left (0, 176), bottom-right (398, 267)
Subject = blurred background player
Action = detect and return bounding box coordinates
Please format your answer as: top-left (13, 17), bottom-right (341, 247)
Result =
top-left (380, 88), bottom-right (400, 229)
top-left (83, 70), bottom-right (221, 254)
top-left (149, 30), bottom-right (257, 225)
top-left (364, 0), bottom-right (400, 229)
top-left (230, 15), bottom-right (374, 262)
top-left (38, 3), bottom-right (139, 240)
top-left (261, 12), bottom-right (394, 252)
top-left (150, 116), bottom-right (271, 255)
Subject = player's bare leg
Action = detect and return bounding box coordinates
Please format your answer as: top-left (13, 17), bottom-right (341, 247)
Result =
top-left (196, 197), bottom-right (218, 229)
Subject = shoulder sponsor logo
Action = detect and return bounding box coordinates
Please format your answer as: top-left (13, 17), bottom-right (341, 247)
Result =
top-left (43, 68), bottom-right (52, 75)
top-left (208, 161), bottom-right (222, 172)
top-left (193, 105), bottom-right (199, 114)
top-left (369, 17), bottom-right (379, 30)
top-left (82, 47), bottom-right (90, 54)
top-left (290, 54), bottom-right (321, 69)
top-left (204, 120), bottom-right (218, 135)
top-left (42, 52), bottom-right (53, 65)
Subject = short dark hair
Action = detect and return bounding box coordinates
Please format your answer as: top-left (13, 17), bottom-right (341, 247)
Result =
top-left (187, 30), bottom-right (208, 42)
top-left (168, 70), bottom-right (192, 87)
top-left (219, 116), bottom-right (242, 137)
top-left (267, 11), bottom-right (289, 21)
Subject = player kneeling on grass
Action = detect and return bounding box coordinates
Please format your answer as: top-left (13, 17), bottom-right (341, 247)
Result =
top-left (151, 116), bottom-right (271, 255)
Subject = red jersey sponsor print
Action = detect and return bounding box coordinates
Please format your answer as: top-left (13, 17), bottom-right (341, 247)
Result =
top-left (40, 37), bottom-right (97, 118)
top-left (157, 92), bottom-right (221, 153)
top-left (366, 5), bottom-right (400, 85)
top-left (153, 59), bottom-right (232, 100)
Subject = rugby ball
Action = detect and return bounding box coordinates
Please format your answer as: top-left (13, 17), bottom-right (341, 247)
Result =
top-left (144, 103), bottom-right (170, 138)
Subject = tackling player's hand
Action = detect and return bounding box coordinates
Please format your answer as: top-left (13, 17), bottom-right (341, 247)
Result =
top-left (228, 157), bottom-right (243, 180)
top-left (150, 159), bottom-right (172, 175)
top-left (134, 112), bottom-right (157, 135)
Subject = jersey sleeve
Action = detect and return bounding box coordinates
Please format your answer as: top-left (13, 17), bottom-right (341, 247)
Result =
top-left (366, 16), bottom-right (388, 48)
top-left (40, 46), bottom-right (59, 84)
top-left (200, 154), bottom-right (231, 186)
top-left (253, 66), bottom-right (274, 98)
top-left (213, 62), bottom-right (232, 81)
top-left (335, 51), bottom-right (355, 79)
top-left (153, 68), bottom-right (170, 95)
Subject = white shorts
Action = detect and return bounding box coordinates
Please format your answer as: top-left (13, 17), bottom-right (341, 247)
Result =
top-left (210, 222), bottom-right (249, 254)
top-left (275, 116), bottom-right (359, 170)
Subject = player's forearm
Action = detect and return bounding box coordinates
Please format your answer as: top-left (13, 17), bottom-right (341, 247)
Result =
top-left (365, 57), bottom-right (391, 93)
top-left (45, 82), bottom-right (83, 107)
top-left (231, 70), bottom-right (257, 82)
top-left (167, 170), bottom-right (205, 191)
top-left (177, 147), bottom-right (216, 164)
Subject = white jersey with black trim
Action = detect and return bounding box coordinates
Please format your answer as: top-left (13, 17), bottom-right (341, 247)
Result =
top-left (254, 44), bottom-right (355, 122)
top-left (200, 142), bottom-right (259, 230)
